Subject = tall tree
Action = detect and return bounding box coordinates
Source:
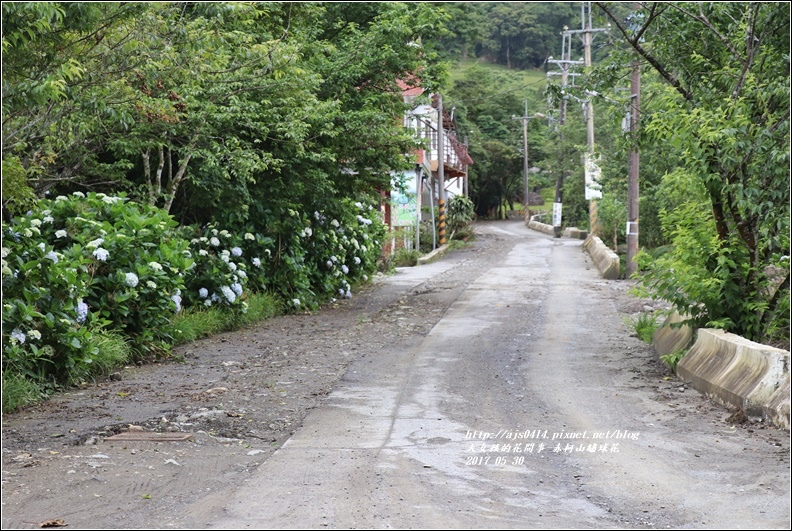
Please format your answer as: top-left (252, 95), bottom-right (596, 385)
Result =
top-left (596, 2), bottom-right (790, 341)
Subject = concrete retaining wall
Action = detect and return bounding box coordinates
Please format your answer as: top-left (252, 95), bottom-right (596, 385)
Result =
top-left (527, 219), bottom-right (555, 236)
top-left (582, 236), bottom-right (620, 280)
top-left (653, 311), bottom-right (694, 356)
top-left (677, 328), bottom-right (790, 427)
top-left (563, 227), bottom-right (588, 240)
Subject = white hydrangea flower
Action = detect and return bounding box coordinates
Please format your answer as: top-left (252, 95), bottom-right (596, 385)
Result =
top-left (331, 219), bottom-right (340, 228)
top-left (146, 281), bottom-right (157, 289)
top-left (244, 233), bottom-right (255, 240)
top-left (199, 287), bottom-right (209, 298)
top-left (72, 191), bottom-right (85, 198)
top-left (55, 230), bottom-right (68, 238)
top-left (228, 262), bottom-right (237, 271)
top-left (45, 251), bottom-right (59, 263)
top-left (354, 256), bottom-right (361, 265)
top-left (43, 216), bottom-right (54, 224)
top-left (92, 248), bottom-right (109, 261)
top-left (292, 298), bottom-right (300, 307)
top-left (86, 238), bottom-right (104, 249)
top-left (231, 247), bottom-right (242, 257)
top-left (29, 330), bottom-right (42, 341)
top-left (210, 237), bottom-right (220, 246)
top-left (252, 257), bottom-right (262, 267)
top-left (199, 249), bottom-right (209, 256)
top-left (149, 261), bottom-right (163, 271)
top-left (30, 219), bottom-right (42, 227)
top-left (125, 272), bottom-right (139, 287)
top-left (341, 264), bottom-right (349, 274)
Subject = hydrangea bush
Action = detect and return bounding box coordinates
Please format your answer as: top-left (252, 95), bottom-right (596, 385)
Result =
top-left (2, 193), bottom-right (193, 378)
top-left (2, 192), bottom-right (387, 403)
top-left (179, 224), bottom-right (256, 313)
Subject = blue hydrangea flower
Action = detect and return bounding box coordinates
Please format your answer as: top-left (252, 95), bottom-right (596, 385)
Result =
top-left (10, 328), bottom-right (26, 344)
top-left (231, 247), bottom-right (243, 257)
top-left (221, 285), bottom-right (236, 304)
top-left (199, 287), bottom-right (209, 298)
top-left (76, 300), bottom-right (89, 323)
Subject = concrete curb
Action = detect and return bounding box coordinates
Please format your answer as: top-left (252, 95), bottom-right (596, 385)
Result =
top-left (527, 219), bottom-right (555, 235)
top-left (582, 236), bottom-right (620, 280)
top-left (417, 244), bottom-right (449, 265)
top-left (653, 311), bottom-right (694, 356)
top-left (677, 328), bottom-right (790, 428)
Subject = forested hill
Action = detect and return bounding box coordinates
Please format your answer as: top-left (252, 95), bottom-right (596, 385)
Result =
top-left (430, 2), bottom-right (581, 69)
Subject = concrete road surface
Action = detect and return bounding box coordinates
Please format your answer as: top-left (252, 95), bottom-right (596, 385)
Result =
top-left (202, 221), bottom-right (790, 529)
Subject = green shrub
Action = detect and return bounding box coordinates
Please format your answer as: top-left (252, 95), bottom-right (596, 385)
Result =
top-left (447, 195), bottom-right (475, 234)
top-left (624, 312), bottom-right (662, 344)
top-left (394, 247), bottom-right (421, 267)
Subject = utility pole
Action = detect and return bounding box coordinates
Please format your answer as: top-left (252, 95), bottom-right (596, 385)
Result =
top-left (547, 28), bottom-right (583, 126)
top-left (521, 100), bottom-right (530, 212)
top-left (565, 2), bottom-right (609, 235)
top-left (512, 101), bottom-right (545, 219)
top-left (547, 28), bottom-right (584, 237)
top-left (625, 3), bottom-right (641, 276)
top-left (437, 93), bottom-right (446, 246)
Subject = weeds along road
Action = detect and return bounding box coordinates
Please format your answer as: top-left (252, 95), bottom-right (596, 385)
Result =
top-left (202, 221), bottom-right (790, 529)
top-left (2, 221), bottom-right (788, 529)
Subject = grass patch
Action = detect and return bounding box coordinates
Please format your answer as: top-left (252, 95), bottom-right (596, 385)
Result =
top-left (170, 291), bottom-right (281, 345)
top-left (2, 372), bottom-right (46, 413)
top-left (393, 247), bottom-right (422, 267)
top-left (449, 59), bottom-right (547, 90)
top-left (624, 312), bottom-right (662, 344)
top-left (69, 329), bottom-right (132, 385)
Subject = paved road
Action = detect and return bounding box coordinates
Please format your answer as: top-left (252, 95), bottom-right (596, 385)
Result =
top-left (205, 221), bottom-right (790, 529)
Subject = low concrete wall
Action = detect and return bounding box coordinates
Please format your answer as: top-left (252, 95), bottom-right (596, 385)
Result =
top-left (582, 236), bottom-right (620, 280)
top-left (563, 227), bottom-right (588, 240)
top-left (417, 243), bottom-right (449, 265)
top-left (764, 376), bottom-right (790, 430)
top-left (653, 311), bottom-right (694, 357)
top-left (527, 219), bottom-right (555, 236)
top-left (677, 328), bottom-right (790, 427)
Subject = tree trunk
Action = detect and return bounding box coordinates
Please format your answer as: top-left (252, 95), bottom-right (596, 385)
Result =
top-left (163, 151), bottom-right (193, 214)
top-left (142, 148), bottom-right (153, 203)
top-left (155, 146), bottom-right (165, 201)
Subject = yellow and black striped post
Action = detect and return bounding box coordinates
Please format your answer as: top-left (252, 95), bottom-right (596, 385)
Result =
top-left (438, 197), bottom-right (446, 246)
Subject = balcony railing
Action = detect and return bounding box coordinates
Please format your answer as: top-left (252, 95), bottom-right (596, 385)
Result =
top-left (413, 118), bottom-right (472, 177)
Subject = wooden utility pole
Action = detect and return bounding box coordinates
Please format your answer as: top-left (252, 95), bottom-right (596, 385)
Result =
top-left (437, 93), bottom-right (446, 246)
top-left (625, 5), bottom-right (641, 276)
